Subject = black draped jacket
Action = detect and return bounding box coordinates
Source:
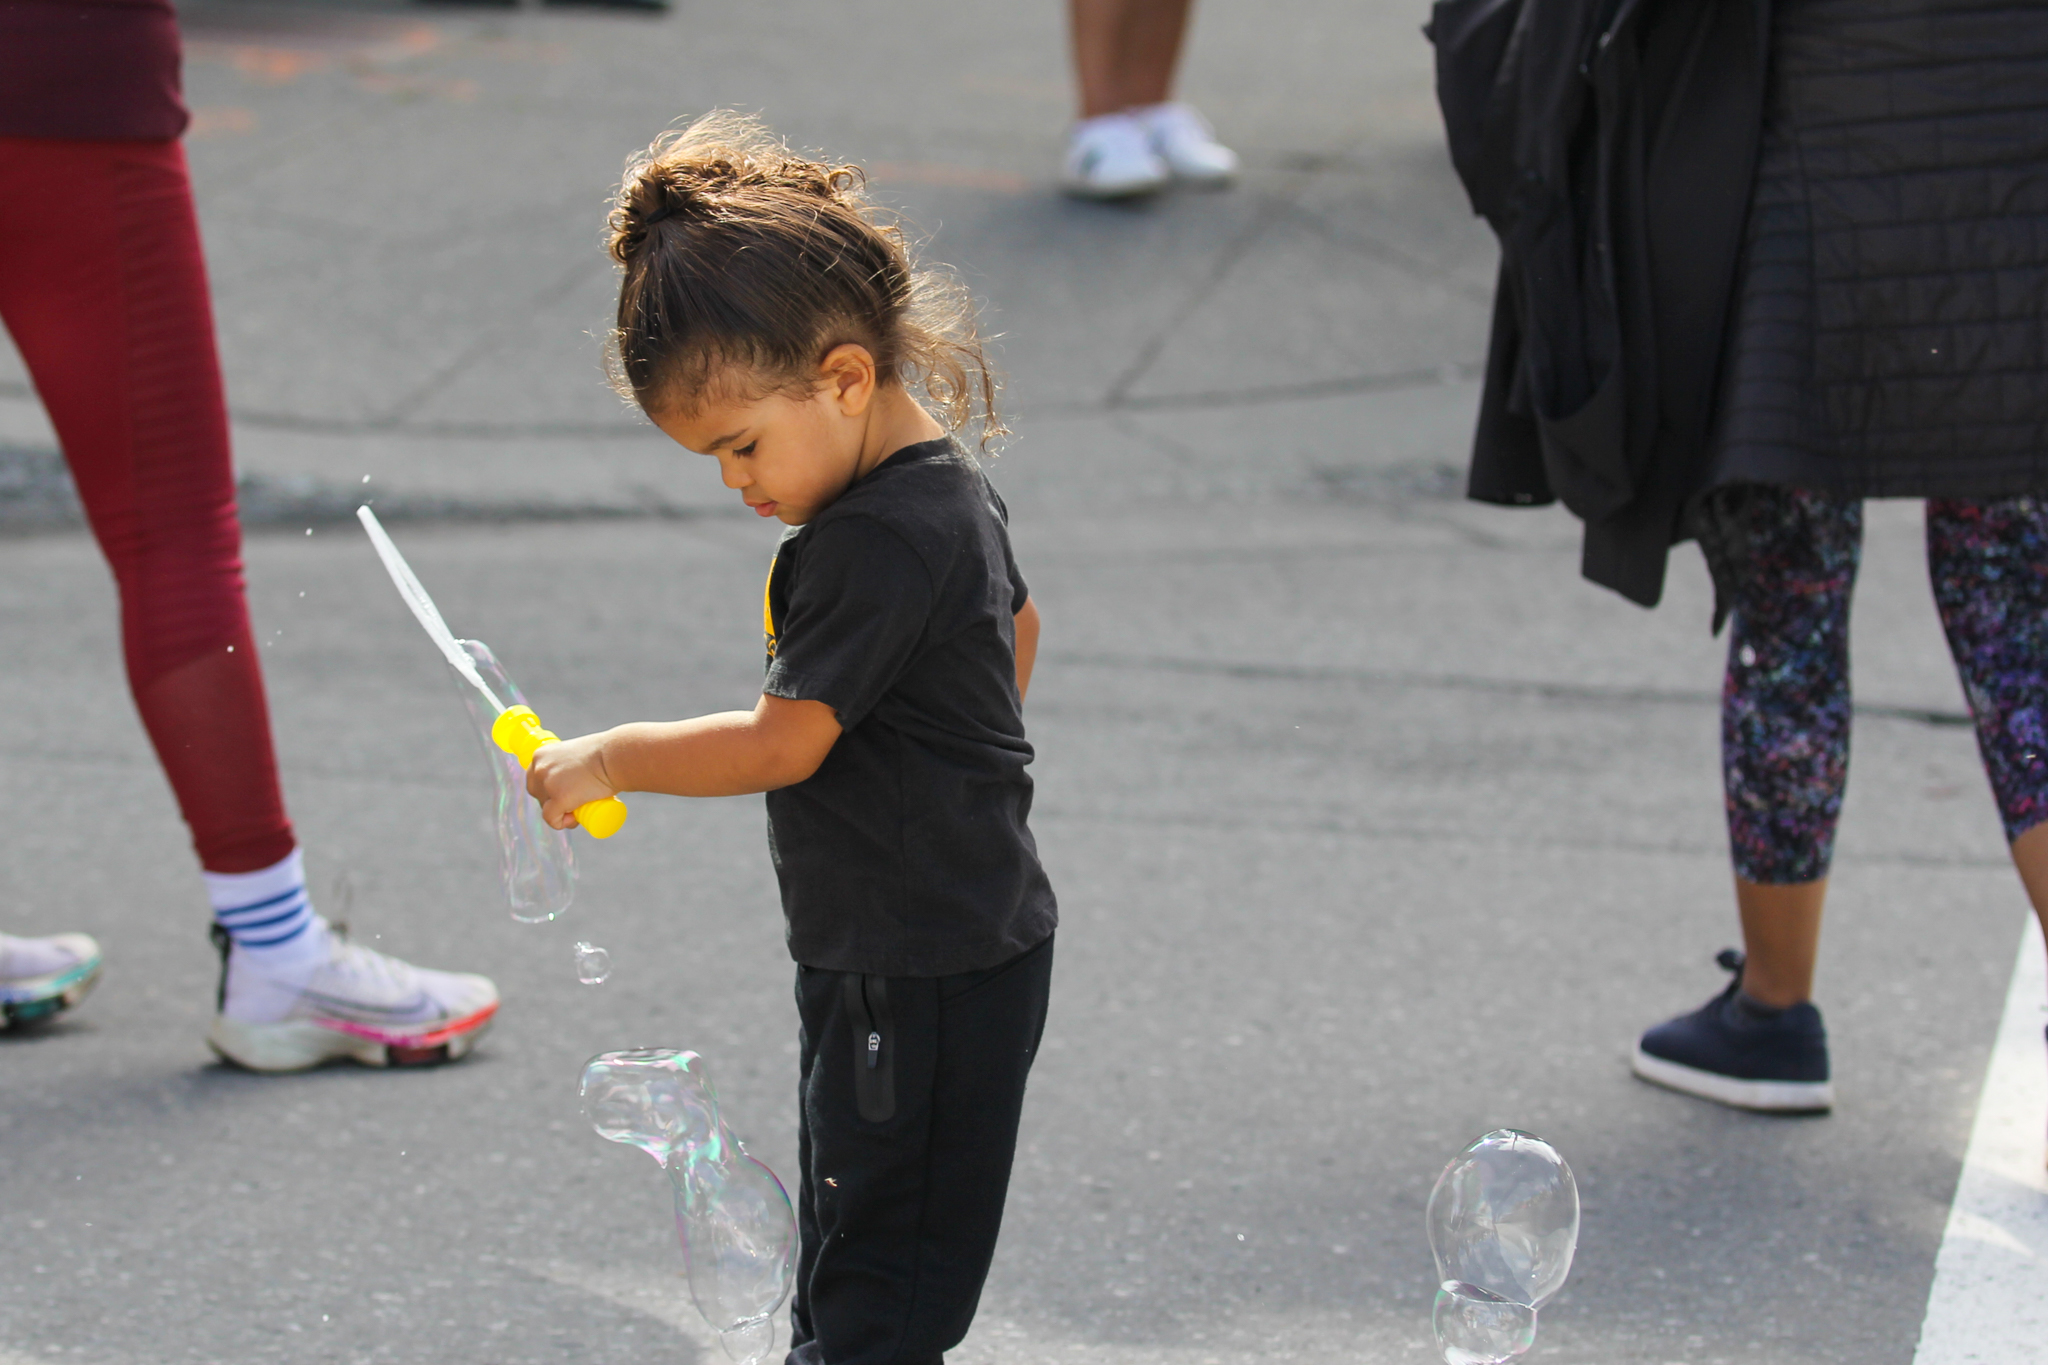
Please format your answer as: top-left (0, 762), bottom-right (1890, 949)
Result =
top-left (1432, 0), bottom-right (2048, 615)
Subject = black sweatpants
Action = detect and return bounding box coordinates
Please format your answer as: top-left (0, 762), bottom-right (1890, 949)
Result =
top-left (787, 933), bottom-right (1054, 1365)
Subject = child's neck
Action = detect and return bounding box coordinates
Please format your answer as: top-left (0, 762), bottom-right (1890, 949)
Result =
top-left (852, 385), bottom-right (947, 482)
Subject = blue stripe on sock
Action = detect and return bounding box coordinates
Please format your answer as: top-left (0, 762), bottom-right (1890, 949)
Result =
top-left (214, 886), bottom-right (306, 919)
top-left (220, 904), bottom-right (308, 934)
top-left (238, 918), bottom-right (313, 948)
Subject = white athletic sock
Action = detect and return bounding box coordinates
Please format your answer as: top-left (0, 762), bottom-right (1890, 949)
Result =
top-left (205, 849), bottom-right (324, 978)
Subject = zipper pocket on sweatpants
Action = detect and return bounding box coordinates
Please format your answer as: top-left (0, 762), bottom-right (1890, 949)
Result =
top-left (841, 972), bottom-right (896, 1123)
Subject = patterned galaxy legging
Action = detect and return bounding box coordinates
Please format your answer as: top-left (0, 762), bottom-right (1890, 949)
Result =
top-left (1723, 487), bottom-right (2048, 883)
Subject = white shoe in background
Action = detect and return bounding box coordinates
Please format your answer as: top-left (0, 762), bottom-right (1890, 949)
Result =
top-left (0, 931), bottom-right (102, 1027)
top-left (1062, 112), bottom-right (1171, 199)
top-left (1137, 102), bottom-right (1240, 186)
top-left (207, 917), bottom-right (498, 1072)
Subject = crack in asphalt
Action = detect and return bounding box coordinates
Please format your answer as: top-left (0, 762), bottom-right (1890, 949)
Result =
top-left (1033, 803), bottom-right (2011, 872)
top-left (1045, 649), bottom-right (1976, 728)
top-left (0, 445), bottom-right (735, 532)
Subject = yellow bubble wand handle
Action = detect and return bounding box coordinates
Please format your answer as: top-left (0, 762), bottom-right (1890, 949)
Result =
top-left (490, 705), bottom-right (629, 839)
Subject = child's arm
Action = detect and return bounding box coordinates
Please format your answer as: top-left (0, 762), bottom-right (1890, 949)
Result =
top-left (1015, 596), bottom-right (1039, 702)
top-left (525, 695), bottom-right (842, 829)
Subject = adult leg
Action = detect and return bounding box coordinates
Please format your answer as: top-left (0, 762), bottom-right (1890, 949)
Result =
top-left (790, 936), bottom-right (1053, 1365)
top-left (0, 136), bottom-right (291, 873)
top-left (1926, 497), bottom-right (2048, 952)
top-left (1068, 0), bottom-right (1192, 117)
top-left (1721, 488), bottom-right (1863, 1006)
top-left (1633, 486), bottom-right (1853, 1112)
top-left (0, 136), bottom-right (497, 1068)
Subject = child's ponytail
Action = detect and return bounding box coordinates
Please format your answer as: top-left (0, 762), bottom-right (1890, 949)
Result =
top-left (607, 112), bottom-right (1004, 446)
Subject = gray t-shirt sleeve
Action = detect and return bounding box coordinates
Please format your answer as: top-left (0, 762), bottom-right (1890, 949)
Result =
top-left (763, 516), bottom-right (934, 731)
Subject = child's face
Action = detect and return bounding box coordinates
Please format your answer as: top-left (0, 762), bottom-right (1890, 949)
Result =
top-left (653, 367), bottom-right (869, 527)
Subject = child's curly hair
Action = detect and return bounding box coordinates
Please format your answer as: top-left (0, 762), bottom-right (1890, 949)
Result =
top-left (606, 111), bottom-right (1003, 446)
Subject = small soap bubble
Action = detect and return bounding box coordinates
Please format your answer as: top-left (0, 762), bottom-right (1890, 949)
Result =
top-left (1426, 1130), bottom-right (1578, 1365)
top-left (574, 941), bottom-right (611, 985)
top-left (1432, 1281), bottom-right (1537, 1365)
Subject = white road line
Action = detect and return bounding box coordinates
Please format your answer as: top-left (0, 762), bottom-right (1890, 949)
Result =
top-left (1913, 915), bottom-right (2048, 1363)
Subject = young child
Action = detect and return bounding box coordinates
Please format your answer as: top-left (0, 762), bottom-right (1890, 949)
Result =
top-left (526, 113), bottom-right (1058, 1365)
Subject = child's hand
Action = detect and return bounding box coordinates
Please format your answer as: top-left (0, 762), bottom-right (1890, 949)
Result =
top-left (525, 732), bottom-right (618, 830)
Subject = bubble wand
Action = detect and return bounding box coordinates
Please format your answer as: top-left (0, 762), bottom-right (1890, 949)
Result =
top-left (356, 506), bottom-right (628, 839)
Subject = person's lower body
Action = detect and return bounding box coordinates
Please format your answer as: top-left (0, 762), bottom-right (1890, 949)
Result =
top-left (788, 933), bottom-right (1054, 1365)
top-left (1635, 488), bottom-right (2048, 1111)
top-left (0, 136), bottom-right (495, 1065)
top-left (1062, 0), bottom-right (1236, 198)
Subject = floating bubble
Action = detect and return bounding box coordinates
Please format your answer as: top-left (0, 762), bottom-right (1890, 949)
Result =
top-left (453, 639), bottom-right (574, 922)
top-left (1426, 1130), bottom-right (1578, 1365)
top-left (574, 941), bottom-right (611, 985)
top-left (1427, 1129), bottom-right (1578, 1307)
top-left (675, 1147), bottom-right (796, 1359)
top-left (1432, 1281), bottom-right (1537, 1365)
top-left (719, 1318), bottom-right (774, 1364)
top-left (580, 1049), bottom-right (796, 1364)
top-left (582, 1047), bottom-right (717, 1161)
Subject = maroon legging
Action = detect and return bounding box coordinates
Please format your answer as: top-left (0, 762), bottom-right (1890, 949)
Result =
top-left (0, 136), bottom-right (294, 874)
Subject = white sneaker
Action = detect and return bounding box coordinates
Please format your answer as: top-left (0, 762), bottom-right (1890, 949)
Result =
top-left (1061, 112), bottom-right (1171, 199)
top-left (1137, 102), bottom-right (1239, 186)
top-left (207, 919), bottom-right (498, 1072)
top-left (0, 931), bottom-right (102, 1027)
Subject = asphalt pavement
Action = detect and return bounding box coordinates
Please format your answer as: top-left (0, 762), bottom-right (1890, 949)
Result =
top-left (0, 2), bottom-right (2034, 1362)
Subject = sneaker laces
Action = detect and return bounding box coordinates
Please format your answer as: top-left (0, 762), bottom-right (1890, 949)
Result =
top-left (1710, 947), bottom-right (1794, 1022)
top-left (1143, 102), bottom-right (1217, 144)
top-left (0, 933), bottom-right (91, 980)
top-left (321, 936), bottom-right (424, 999)
top-left (1711, 947), bottom-right (1746, 1005)
top-left (1071, 114), bottom-right (1153, 165)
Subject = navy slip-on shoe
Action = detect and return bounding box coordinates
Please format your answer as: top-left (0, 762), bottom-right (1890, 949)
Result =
top-left (1632, 949), bottom-right (1833, 1113)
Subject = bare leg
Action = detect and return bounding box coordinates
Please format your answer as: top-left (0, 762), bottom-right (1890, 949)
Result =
top-left (1741, 804), bottom-right (2048, 1009)
top-left (1069, 0), bottom-right (1195, 118)
top-left (2007, 824), bottom-right (2048, 960)
top-left (1735, 876), bottom-right (1827, 1008)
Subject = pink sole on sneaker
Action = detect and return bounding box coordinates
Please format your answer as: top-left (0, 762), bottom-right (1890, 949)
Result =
top-left (206, 1002), bottom-right (497, 1073)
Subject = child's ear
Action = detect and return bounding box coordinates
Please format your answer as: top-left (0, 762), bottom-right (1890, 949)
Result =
top-left (817, 343), bottom-right (878, 416)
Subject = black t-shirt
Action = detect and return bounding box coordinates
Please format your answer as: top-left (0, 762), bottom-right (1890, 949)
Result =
top-left (762, 437), bottom-right (1056, 976)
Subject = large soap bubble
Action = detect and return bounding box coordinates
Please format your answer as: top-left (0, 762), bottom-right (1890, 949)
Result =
top-left (581, 1048), bottom-right (797, 1363)
top-left (1425, 1130), bottom-right (1578, 1365)
top-left (453, 640), bottom-right (574, 922)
